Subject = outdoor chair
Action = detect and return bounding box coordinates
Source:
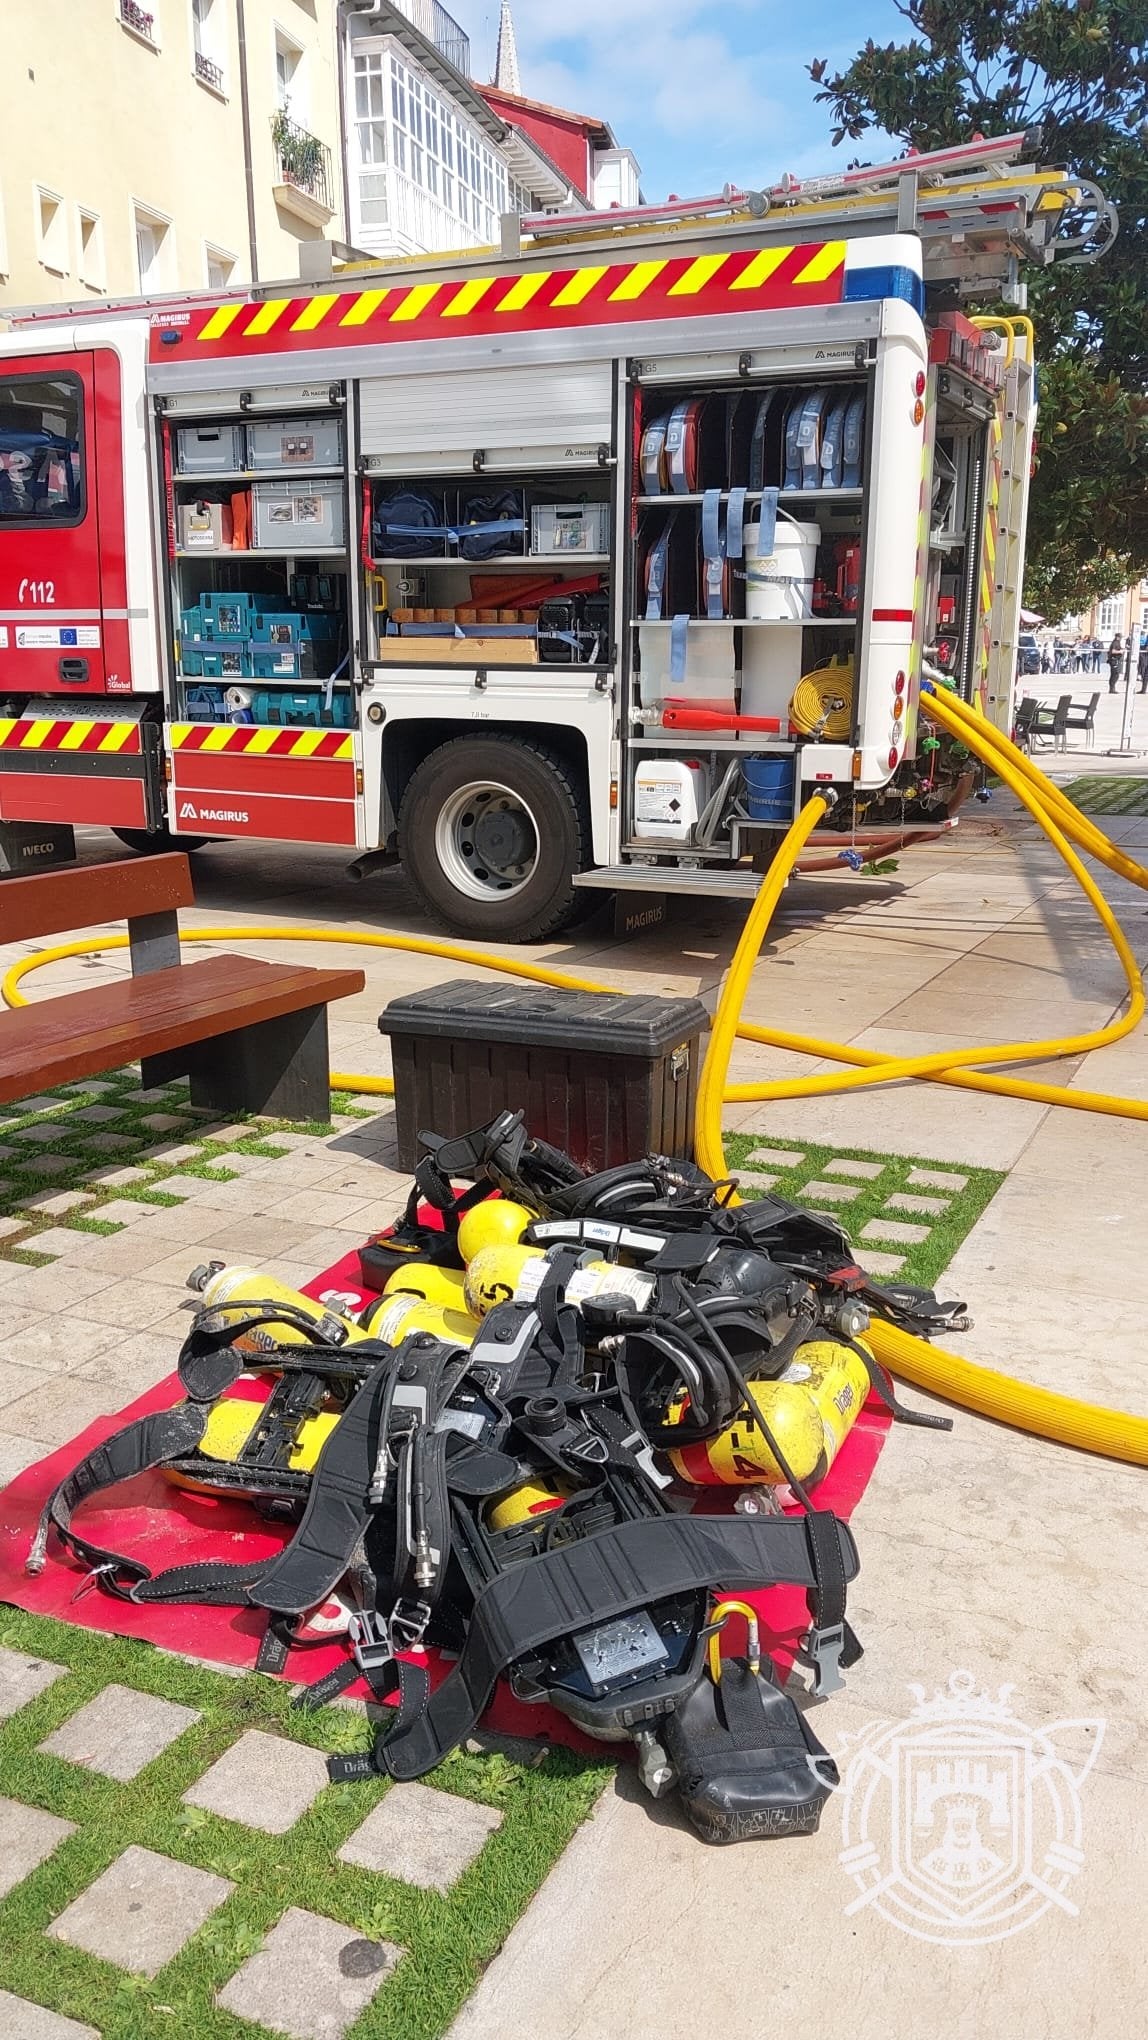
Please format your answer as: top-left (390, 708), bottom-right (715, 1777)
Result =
top-left (1013, 697), bottom-right (1042, 752)
top-left (1063, 692), bottom-right (1100, 747)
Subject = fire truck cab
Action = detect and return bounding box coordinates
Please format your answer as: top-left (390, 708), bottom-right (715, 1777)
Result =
top-left (0, 135), bottom-right (1113, 939)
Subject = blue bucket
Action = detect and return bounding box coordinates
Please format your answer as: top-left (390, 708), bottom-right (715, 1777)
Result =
top-left (742, 755), bottom-right (796, 824)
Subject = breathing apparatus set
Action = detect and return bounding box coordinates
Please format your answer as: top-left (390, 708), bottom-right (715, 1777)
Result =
top-left (28, 1109), bottom-right (958, 1845)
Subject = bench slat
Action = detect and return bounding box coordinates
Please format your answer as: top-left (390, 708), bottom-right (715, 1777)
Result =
top-left (0, 953), bottom-right (365, 1103)
top-left (0, 854), bottom-right (196, 945)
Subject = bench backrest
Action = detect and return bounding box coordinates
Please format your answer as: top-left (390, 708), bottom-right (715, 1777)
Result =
top-left (0, 853), bottom-right (195, 944)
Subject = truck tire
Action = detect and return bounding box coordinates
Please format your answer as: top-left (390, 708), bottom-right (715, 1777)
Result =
top-left (398, 736), bottom-right (591, 942)
top-left (112, 827), bottom-right (209, 854)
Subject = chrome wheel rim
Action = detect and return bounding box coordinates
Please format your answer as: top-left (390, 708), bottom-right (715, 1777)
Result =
top-left (433, 780), bottom-right (541, 901)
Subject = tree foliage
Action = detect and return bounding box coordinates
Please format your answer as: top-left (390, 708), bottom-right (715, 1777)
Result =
top-left (809, 1), bottom-right (1148, 617)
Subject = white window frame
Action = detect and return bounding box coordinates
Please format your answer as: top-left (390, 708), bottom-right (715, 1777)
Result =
top-left (352, 49), bottom-right (389, 230)
top-left (1098, 596), bottom-right (1124, 635)
top-left (35, 186), bottom-right (69, 276)
top-left (204, 240), bottom-right (237, 290)
top-left (77, 207), bottom-right (106, 291)
top-left (274, 22), bottom-right (306, 119)
top-left (132, 199), bottom-right (174, 292)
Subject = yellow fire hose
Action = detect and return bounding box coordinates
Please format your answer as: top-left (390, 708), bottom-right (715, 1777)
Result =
top-left (3, 687), bottom-right (1147, 1461)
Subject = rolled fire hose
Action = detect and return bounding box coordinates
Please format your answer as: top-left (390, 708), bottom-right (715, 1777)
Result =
top-left (4, 689), bottom-right (1148, 1459)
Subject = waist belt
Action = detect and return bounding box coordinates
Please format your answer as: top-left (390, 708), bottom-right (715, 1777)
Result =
top-left (379, 1510), bottom-right (859, 1779)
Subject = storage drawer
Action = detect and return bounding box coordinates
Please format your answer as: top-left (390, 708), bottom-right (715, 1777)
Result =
top-left (176, 424), bottom-right (245, 473)
top-left (247, 416), bottom-right (343, 470)
top-left (253, 480), bottom-right (346, 551)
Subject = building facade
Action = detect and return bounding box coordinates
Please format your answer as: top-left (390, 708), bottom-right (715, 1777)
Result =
top-left (0, 0), bottom-right (343, 308)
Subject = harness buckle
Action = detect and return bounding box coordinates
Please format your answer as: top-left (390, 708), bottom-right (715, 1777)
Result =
top-left (348, 1610), bottom-right (394, 1679)
top-left (389, 1599), bottom-right (432, 1652)
top-left (804, 1622), bottom-right (846, 1698)
top-left (71, 1563), bottom-right (117, 1604)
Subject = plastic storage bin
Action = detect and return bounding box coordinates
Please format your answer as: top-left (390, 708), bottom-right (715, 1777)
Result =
top-left (176, 424), bottom-right (245, 474)
top-left (253, 480), bottom-right (345, 551)
top-left (531, 502), bottom-right (610, 555)
top-left (247, 417), bottom-right (343, 471)
top-left (379, 980), bottom-right (709, 1171)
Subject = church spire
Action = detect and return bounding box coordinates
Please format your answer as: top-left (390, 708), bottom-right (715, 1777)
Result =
top-left (493, 0), bottom-right (522, 95)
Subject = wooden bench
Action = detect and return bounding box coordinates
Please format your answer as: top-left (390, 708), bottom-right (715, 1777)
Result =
top-left (0, 854), bottom-right (365, 1120)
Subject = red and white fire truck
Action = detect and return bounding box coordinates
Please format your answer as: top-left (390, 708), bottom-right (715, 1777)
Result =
top-left (0, 135), bottom-right (1113, 938)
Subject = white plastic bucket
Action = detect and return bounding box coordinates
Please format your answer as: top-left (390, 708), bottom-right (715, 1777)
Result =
top-left (744, 516), bottom-right (820, 622)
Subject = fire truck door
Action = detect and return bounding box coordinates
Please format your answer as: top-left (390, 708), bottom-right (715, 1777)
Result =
top-left (0, 351), bottom-right (109, 694)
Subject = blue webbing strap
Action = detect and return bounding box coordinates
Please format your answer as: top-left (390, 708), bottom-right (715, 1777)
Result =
top-left (727, 486), bottom-right (747, 562)
top-left (756, 487), bottom-right (779, 559)
top-left (701, 487), bottom-right (725, 619)
top-left (670, 613), bottom-right (690, 685)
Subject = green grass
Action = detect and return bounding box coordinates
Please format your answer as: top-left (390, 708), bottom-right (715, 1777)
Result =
top-left (1059, 774), bottom-right (1148, 815)
top-left (722, 1131), bottom-right (1004, 1293)
top-left (0, 1608), bottom-right (608, 2040)
top-left (0, 1075), bottom-right (382, 1265)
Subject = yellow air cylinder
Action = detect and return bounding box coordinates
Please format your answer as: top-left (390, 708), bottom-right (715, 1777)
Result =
top-left (358, 1291), bottom-right (480, 1347)
top-left (382, 1262), bottom-right (471, 1310)
top-left (485, 1476), bottom-right (571, 1532)
top-left (464, 1245), bottom-right (655, 1319)
top-left (164, 1380), bottom-right (342, 1492)
top-left (191, 1265), bottom-right (368, 1352)
top-left (456, 1199), bottom-right (537, 1263)
top-left (666, 1340), bottom-right (871, 1487)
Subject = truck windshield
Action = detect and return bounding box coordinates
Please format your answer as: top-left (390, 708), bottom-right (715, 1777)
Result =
top-left (0, 372), bottom-right (83, 526)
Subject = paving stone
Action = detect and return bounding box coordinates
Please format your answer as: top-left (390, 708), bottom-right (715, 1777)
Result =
top-left (135, 1085), bottom-right (183, 1103)
top-left (39, 1683), bottom-right (200, 1782)
top-left (81, 1198), bottom-right (168, 1227)
top-left (0, 1144), bottom-right (17, 1164)
top-left (145, 1142), bottom-right (205, 1166)
top-left (217, 1906), bottom-right (401, 2040)
top-left (733, 1170), bottom-right (778, 1191)
top-left (47, 1844), bottom-right (233, 1976)
top-left (0, 1432), bottom-right (49, 1486)
top-left (339, 1780), bottom-right (502, 1893)
top-left (79, 1165), bottom-right (153, 1190)
top-left (9, 1098), bottom-right (66, 1117)
top-left (824, 1157), bottom-right (884, 1180)
top-left (182, 1728), bottom-right (328, 1833)
top-left (20, 1157), bottom-right (75, 1180)
top-left (854, 1247), bottom-right (905, 1275)
top-left (0, 1312), bottom-right (122, 1373)
top-left (138, 1113), bottom-right (191, 1134)
top-left (860, 1217), bottom-right (931, 1247)
top-left (0, 1991), bottom-right (98, 2040)
top-left (68, 1105), bottom-right (127, 1125)
top-left (0, 1797), bottom-right (77, 1899)
top-left (13, 1226), bottom-right (102, 1260)
top-left (906, 1167), bottom-right (968, 1192)
top-left (16, 1191), bottom-right (94, 1218)
top-left (61, 1081), bottom-right (122, 1098)
top-left (79, 1133), bottom-right (138, 1155)
top-left (0, 1263), bottom-right (119, 1313)
top-left (196, 1149), bottom-right (265, 1175)
top-left (798, 1179), bottom-right (859, 1204)
top-left (885, 1192), bottom-right (950, 1217)
top-left (11, 1125), bottom-right (68, 1146)
top-left (0, 1215), bottom-right (28, 1240)
top-left (746, 1146), bottom-right (804, 1169)
top-left (0, 1646), bottom-right (67, 1718)
top-left (200, 1123), bottom-right (254, 1144)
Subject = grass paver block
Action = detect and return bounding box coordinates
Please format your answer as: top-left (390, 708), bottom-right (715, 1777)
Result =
top-left (338, 1781), bottom-right (502, 1894)
top-left (217, 1907), bottom-right (403, 2040)
top-left (0, 1648), bottom-right (67, 1720)
top-left (0, 1990), bottom-right (98, 2040)
top-left (0, 1798), bottom-right (76, 1901)
top-left (861, 1218), bottom-right (932, 1247)
top-left (39, 1683), bottom-right (200, 1782)
top-left (47, 1844), bottom-right (233, 1976)
top-left (182, 1728), bottom-right (329, 1834)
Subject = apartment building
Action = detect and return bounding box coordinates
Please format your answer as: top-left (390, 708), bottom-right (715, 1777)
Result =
top-left (0, 0), bottom-right (344, 307)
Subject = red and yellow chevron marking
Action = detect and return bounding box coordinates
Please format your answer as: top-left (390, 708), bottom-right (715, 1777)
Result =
top-left (0, 717), bottom-right (142, 754)
top-left (165, 243), bottom-right (848, 364)
top-left (169, 723), bottom-right (353, 760)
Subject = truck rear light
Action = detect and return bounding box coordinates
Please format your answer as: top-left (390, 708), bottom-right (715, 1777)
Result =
top-left (888, 747), bottom-right (900, 769)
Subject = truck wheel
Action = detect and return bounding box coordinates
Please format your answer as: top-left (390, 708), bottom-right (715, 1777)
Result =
top-left (398, 737), bottom-right (590, 942)
top-left (112, 827), bottom-right (209, 854)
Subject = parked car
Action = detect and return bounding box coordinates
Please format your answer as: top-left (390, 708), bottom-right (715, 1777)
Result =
top-left (1017, 632), bottom-right (1041, 675)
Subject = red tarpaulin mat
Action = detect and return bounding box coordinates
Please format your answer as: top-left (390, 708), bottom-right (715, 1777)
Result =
top-left (0, 1243), bottom-right (890, 1745)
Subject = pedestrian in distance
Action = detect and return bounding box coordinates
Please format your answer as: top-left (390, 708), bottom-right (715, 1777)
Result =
top-left (1139, 639), bottom-right (1148, 694)
top-left (1108, 634), bottom-right (1125, 693)
top-left (1093, 638), bottom-right (1104, 673)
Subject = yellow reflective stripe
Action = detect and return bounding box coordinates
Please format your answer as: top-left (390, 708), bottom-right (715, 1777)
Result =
top-left (98, 722), bottom-right (134, 753)
top-left (291, 293), bottom-right (339, 331)
top-left (668, 254), bottom-right (729, 297)
top-left (201, 726), bottom-right (235, 751)
top-left (245, 726), bottom-right (281, 754)
top-left (793, 240), bottom-right (846, 284)
top-left (730, 246), bottom-right (793, 290)
top-left (609, 261), bottom-right (666, 302)
top-left (169, 724), bottom-right (194, 748)
top-left (391, 283), bottom-right (440, 322)
top-left (198, 303), bottom-right (244, 342)
top-left (245, 299), bottom-right (291, 335)
top-left (58, 721), bottom-right (94, 750)
top-left (334, 736), bottom-right (353, 759)
top-left (443, 276), bottom-right (497, 317)
top-left (341, 288), bottom-right (390, 326)
top-left (497, 271), bottom-right (551, 312)
top-left (20, 720), bottom-right (54, 749)
top-left (289, 728), bottom-right (326, 758)
top-left (0, 719), bottom-right (16, 746)
top-left (551, 266), bottom-right (606, 307)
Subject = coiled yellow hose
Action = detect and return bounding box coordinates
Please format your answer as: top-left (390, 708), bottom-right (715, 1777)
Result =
top-left (4, 688), bottom-right (1147, 1459)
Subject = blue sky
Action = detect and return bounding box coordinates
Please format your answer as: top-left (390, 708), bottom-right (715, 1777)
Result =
top-left (448, 0), bottom-right (907, 200)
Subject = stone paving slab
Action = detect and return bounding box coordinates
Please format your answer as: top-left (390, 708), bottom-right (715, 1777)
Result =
top-left (823, 1157), bottom-right (884, 1179)
top-left (798, 1178), bottom-right (858, 1204)
top-left (39, 1683), bottom-right (200, 1782)
top-left (884, 1191), bottom-right (950, 1216)
top-left (0, 1990), bottom-right (98, 2040)
top-left (338, 1781), bottom-right (502, 1893)
top-left (859, 1216), bottom-right (932, 1246)
top-left (217, 1906), bottom-right (402, 2040)
top-left (0, 1645), bottom-right (67, 1719)
top-left (0, 1796), bottom-right (76, 1899)
top-left (182, 1728), bottom-right (329, 1833)
top-left (906, 1167), bottom-right (968, 1191)
top-left (0, 1433), bottom-right (49, 1487)
top-left (746, 1146), bottom-right (806, 1168)
top-left (47, 1844), bottom-right (233, 1975)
